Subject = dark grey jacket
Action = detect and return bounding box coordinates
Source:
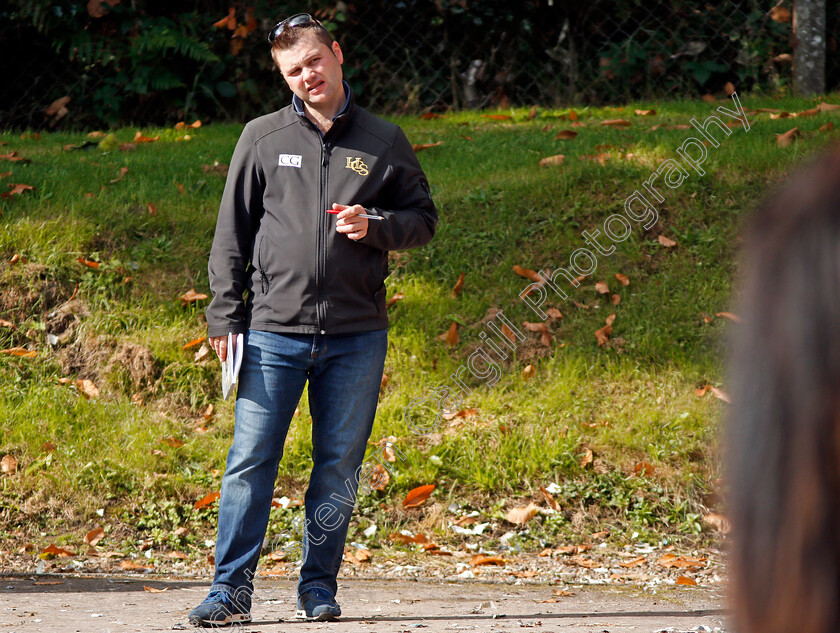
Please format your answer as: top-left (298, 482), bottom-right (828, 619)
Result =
top-left (206, 91), bottom-right (437, 338)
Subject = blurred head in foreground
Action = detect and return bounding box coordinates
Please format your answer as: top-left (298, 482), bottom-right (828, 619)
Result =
top-left (728, 144), bottom-right (840, 633)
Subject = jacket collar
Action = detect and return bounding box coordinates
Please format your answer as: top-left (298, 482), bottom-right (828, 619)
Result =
top-left (293, 81), bottom-right (355, 136)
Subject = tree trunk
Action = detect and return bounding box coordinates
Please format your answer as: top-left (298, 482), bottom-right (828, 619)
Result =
top-left (793, 0), bottom-right (826, 95)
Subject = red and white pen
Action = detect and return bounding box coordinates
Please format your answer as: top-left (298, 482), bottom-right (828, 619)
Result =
top-left (326, 206), bottom-right (384, 221)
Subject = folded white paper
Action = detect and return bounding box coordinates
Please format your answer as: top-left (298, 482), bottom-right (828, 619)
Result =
top-left (221, 332), bottom-right (244, 401)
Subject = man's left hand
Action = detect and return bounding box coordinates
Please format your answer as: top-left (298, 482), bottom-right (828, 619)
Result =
top-left (333, 203), bottom-right (368, 240)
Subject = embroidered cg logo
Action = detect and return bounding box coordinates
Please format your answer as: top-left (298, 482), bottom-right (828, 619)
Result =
top-left (345, 157), bottom-right (369, 176)
top-left (278, 154), bottom-right (302, 168)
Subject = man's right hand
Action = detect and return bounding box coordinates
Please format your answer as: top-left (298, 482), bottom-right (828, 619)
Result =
top-left (210, 336), bottom-right (227, 362)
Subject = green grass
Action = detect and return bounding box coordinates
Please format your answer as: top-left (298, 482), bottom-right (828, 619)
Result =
top-left (1, 93), bottom-right (839, 562)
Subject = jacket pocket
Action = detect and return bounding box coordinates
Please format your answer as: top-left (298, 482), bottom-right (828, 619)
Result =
top-left (256, 235), bottom-right (270, 295)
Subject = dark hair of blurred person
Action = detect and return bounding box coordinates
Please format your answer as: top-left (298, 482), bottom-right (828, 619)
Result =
top-left (727, 143), bottom-right (840, 633)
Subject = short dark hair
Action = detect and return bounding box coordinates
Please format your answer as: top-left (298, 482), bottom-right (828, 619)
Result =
top-left (270, 20), bottom-right (334, 54)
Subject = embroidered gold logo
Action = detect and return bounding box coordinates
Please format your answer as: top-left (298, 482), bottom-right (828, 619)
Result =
top-left (345, 157), bottom-right (369, 176)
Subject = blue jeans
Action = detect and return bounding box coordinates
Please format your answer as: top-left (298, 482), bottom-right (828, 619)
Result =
top-left (210, 328), bottom-right (388, 602)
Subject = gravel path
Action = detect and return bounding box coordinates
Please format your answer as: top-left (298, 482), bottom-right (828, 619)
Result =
top-left (1, 574), bottom-right (727, 633)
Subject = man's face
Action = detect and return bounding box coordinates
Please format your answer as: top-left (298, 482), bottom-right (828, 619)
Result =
top-left (274, 31), bottom-right (344, 114)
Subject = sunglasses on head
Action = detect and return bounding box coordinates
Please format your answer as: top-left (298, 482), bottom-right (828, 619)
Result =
top-left (267, 13), bottom-right (325, 44)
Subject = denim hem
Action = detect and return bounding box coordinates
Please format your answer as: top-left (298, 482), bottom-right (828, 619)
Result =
top-left (298, 581), bottom-right (334, 598)
top-left (209, 582), bottom-right (250, 600)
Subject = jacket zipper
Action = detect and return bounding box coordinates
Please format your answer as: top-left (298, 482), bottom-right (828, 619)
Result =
top-left (256, 235), bottom-right (269, 294)
top-left (317, 137), bottom-right (331, 334)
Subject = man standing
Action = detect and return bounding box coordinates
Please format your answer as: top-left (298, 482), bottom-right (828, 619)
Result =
top-left (189, 13), bottom-right (437, 627)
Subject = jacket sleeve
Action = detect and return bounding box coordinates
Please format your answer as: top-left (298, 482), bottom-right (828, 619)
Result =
top-left (205, 124), bottom-right (265, 338)
top-left (358, 126), bottom-right (438, 251)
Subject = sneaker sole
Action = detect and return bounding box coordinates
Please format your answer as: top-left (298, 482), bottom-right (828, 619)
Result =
top-left (188, 613), bottom-right (251, 627)
top-left (294, 608), bottom-right (340, 621)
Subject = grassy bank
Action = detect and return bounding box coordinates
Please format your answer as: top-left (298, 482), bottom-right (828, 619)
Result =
top-left (1, 93), bottom-right (838, 569)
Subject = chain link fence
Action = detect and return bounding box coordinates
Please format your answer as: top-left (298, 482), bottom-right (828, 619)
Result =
top-left (1, 0), bottom-right (837, 129)
top-left (335, 0), bottom-right (839, 113)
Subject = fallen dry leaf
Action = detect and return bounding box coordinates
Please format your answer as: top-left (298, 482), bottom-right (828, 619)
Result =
top-left (389, 532), bottom-right (430, 545)
top-left (580, 446), bottom-right (594, 468)
top-left (471, 555), bottom-right (506, 566)
top-left (595, 281), bottom-right (609, 294)
top-left (77, 257), bottom-right (100, 269)
top-left (1, 454), bottom-right (17, 475)
top-left (161, 436), bottom-right (185, 448)
top-left (658, 235), bottom-right (677, 248)
top-left (109, 166), bottom-right (129, 184)
top-left (412, 142), bottom-right (442, 152)
top-left (1, 347), bottom-right (37, 358)
top-left (0, 152), bottom-right (31, 164)
top-left (180, 289), bottom-right (208, 306)
top-left (451, 272), bottom-right (465, 297)
top-left (569, 555), bottom-right (596, 569)
top-left (76, 379), bottom-right (100, 398)
top-left (710, 386), bottom-right (730, 403)
top-left (580, 153), bottom-right (610, 165)
top-left (554, 130), bottom-right (577, 140)
top-left (615, 273), bottom-right (630, 286)
top-left (539, 154), bottom-right (565, 167)
top-left (633, 462), bottom-right (655, 477)
top-left (594, 325), bottom-right (612, 346)
top-left (183, 336), bottom-right (206, 350)
top-left (605, 313), bottom-right (616, 327)
top-left (419, 112), bottom-right (445, 120)
top-left (403, 484), bottom-right (435, 508)
top-left (133, 131), bottom-right (159, 143)
top-left (695, 385), bottom-right (710, 397)
top-left (505, 502), bottom-right (539, 524)
top-left (634, 109), bottom-right (656, 116)
top-left (820, 122), bottom-right (835, 133)
top-left (84, 527), bottom-right (105, 546)
top-left (777, 127), bottom-right (801, 147)
top-left (676, 574), bottom-right (698, 586)
top-left (42, 544), bottom-right (76, 558)
top-left (4, 183), bottom-right (35, 196)
top-left (620, 556), bottom-right (647, 568)
top-left (386, 292), bottom-right (405, 309)
top-left (568, 110), bottom-right (579, 121)
top-left (539, 485), bottom-right (560, 511)
top-left (194, 491), bottom-right (221, 509)
top-left (513, 265), bottom-right (542, 283)
top-left (120, 560), bottom-right (153, 571)
top-left (369, 463), bottom-right (390, 491)
top-left (601, 119), bottom-right (631, 127)
top-left (547, 307), bottom-right (563, 320)
top-left (481, 114), bottom-right (512, 121)
top-left (715, 311), bottom-right (740, 323)
top-left (657, 553), bottom-right (707, 570)
top-left (143, 585), bottom-right (170, 593)
top-left (441, 408), bottom-right (478, 421)
top-left (770, 112), bottom-right (791, 119)
top-left (521, 364), bottom-right (536, 381)
top-left (439, 321), bottom-right (459, 346)
top-left (612, 294), bottom-right (621, 305)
